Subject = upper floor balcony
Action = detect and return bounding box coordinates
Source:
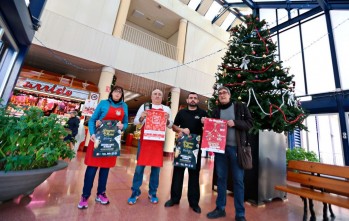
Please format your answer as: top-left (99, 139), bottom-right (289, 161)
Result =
top-left (121, 24), bottom-right (178, 60)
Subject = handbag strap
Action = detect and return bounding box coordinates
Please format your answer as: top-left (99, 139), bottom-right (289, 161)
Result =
top-left (235, 102), bottom-right (249, 147)
top-left (236, 130), bottom-right (242, 147)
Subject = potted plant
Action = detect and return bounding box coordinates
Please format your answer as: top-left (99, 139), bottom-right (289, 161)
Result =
top-left (286, 147), bottom-right (319, 165)
top-left (0, 103), bottom-right (75, 202)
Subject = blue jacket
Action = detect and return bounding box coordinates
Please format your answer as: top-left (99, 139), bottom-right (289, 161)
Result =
top-left (88, 98), bottom-right (128, 135)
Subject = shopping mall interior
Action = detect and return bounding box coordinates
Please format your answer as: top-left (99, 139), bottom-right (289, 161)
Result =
top-left (1, 0), bottom-right (349, 220)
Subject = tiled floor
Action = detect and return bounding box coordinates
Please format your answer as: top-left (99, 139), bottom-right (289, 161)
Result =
top-left (0, 146), bottom-right (348, 221)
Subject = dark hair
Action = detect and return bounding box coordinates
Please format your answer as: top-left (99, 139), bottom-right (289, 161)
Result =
top-left (187, 92), bottom-right (198, 98)
top-left (108, 86), bottom-right (124, 102)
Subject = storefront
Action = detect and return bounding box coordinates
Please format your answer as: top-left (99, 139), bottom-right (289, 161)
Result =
top-left (8, 66), bottom-right (98, 117)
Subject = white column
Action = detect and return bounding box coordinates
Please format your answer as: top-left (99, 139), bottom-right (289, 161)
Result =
top-left (98, 66), bottom-right (115, 100)
top-left (85, 66), bottom-right (115, 148)
top-left (176, 19), bottom-right (187, 63)
top-left (112, 0), bottom-right (131, 38)
top-left (164, 87), bottom-right (180, 153)
top-left (84, 132), bottom-right (91, 149)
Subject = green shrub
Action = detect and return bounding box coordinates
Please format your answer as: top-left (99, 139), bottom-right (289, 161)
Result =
top-left (286, 147), bottom-right (319, 165)
top-left (0, 105), bottom-right (75, 171)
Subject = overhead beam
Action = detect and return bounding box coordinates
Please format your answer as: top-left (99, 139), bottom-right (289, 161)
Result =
top-left (212, 7), bottom-right (228, 24)
top-left (316, 0), bottom-right (328, 10)
top-left (253, 1), bottom-right (318, 9)
top-left (231, 8), bottom-right (247, 22)
top-left (270, 6), bottom-right (323, 34)
top-left (251, 1), bottom-right (349, 10)
top-left (241, 0), bottom-right (255, 9)
top-left (197, 0), bottom-right (214, 16)
top-left (214, 10), bottom-right (230, 26)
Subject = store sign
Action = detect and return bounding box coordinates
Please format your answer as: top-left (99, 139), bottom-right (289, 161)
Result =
top-left (16, 78), bottom-right (89, 100)
top-left (82, 93), bottom-right (100, 116)
top-left (23, 81), bottom-right (73, 96)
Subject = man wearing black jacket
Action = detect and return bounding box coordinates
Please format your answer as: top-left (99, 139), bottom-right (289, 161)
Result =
top-left (64, 111), bottom-right (80, 149)
top-left (207, 86), bottom-right (253, 221)
top-left (164, 92), bottom-right (208, 213)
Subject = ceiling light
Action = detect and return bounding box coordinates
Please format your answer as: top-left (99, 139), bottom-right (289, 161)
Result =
top-left (132, 10), bottom-right (144, 18)
top-left (124, 89), bottom-right (141, 102)
top-left (153, 20), bottom-right (165, 29)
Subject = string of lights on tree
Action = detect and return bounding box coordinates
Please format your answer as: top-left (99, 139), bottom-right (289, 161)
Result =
top-left (209, 14), bottom-right (308, 133)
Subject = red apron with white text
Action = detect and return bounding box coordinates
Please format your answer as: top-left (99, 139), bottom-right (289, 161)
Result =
top-left (85, 106), bottom-right (124, 168)
top-left (137, 109), bottom-right (165, 167)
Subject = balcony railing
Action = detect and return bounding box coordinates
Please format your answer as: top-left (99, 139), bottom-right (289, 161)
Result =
top-left (122, 24), bottom-right (178, 60)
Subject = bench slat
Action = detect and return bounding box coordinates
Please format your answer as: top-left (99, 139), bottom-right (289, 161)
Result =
top-left (287, 171), bottom-right (349, 196)
top-left (288, 160), bottom-right (349, 179)
top-left (275, 185), bottom-right (349, 209)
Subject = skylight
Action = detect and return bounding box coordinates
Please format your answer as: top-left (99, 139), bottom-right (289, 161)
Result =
top-left (205, 1), bottom-right (223, 21)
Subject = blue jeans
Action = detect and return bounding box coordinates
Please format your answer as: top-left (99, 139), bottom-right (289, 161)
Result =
top-left (214, 146), bottom-right (245, 218)
top-left (82, 166), bottom-right (109, 198)
top-left (131, 141), bottom-right (160, 196)
top-left (131, 165), bottom-right (160, 196)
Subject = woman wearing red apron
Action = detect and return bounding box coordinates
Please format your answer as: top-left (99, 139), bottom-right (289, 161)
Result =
top-left (78, 86), bottom-right (128, 209)
top-left (127, 89), bottom-right (173, 205)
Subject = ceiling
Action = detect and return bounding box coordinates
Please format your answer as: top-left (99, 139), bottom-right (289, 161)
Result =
top-left (180, 0), bottom-right (349, 31)
top-left (127, 0), bottom-right (182, 39)
top-left (24, 0), bottom-right (349, 113)
top-left (24, 46), bottom-right (209, 113)
top-left (23, 0), bottom-right (216, 113)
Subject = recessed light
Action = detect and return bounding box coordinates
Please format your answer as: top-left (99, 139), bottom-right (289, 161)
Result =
top-left (132, 10), bottom-right (144, 18)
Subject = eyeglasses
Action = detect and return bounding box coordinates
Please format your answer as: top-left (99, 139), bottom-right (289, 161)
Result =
top-left (218, 91), bottom-right (229, 96)
top-left (152, 92), bottom-right (163, 96)
top-left (113, 90), bottom-right (122, 94)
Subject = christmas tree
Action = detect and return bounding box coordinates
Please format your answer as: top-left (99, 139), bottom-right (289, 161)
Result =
top-left (208, 15), bottom-right (307, 134)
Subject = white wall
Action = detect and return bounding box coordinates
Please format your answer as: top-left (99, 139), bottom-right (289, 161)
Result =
top-left (44, 0), bottom-right (120, 34)
top-left (168, 31), bottom-right (178, 47)
top-left (33, 9), bottom-right (212, 96)
top-left (35, 0), bottom-right (230, 97)
top-left (184, 22), bottom-right (228, 75)
top-left (156, 0), bottom-right (229, 42)
top-left (155, 0), bottom-right (229, 80)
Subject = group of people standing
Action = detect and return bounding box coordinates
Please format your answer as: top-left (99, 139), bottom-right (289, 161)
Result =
top-left (77, 85), bottom-right (252, 221)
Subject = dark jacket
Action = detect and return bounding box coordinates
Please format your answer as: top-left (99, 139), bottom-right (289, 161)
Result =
top-left (211, 102), bottom-right (253, 147)
top-left (66, 116), bottom-right (80, 137)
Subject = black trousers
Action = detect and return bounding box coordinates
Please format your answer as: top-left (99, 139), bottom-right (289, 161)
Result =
top-left (170, 151), bottom-right (202, 207)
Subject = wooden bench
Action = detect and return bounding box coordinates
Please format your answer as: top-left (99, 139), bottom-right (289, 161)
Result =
top-left (275, 160), bottom-right (349, 221)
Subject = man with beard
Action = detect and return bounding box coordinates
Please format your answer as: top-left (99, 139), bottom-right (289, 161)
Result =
top-left (164, 92), bottom-right (208, 213)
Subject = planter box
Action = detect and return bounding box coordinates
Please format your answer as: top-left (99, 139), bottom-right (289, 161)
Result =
top-left (0, 160), bottom-right (68, 202)
top-left (212, 130), bottom-right (287, 206)
top-left (245, 130), bottom-right (287, 205)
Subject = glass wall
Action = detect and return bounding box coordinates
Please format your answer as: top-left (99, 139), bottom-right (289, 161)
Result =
top-left (0, 17), bottom-right (18, 100)
top-left (260, 8), bottom-right (347, 166)
top-left (278, 25), bottom-right (305, 95)
top-left (331, 10), bottom-right (349, 90)
top-left (301, 15), bottom-right (335, 94)
top-left (301, 114), bottom-right (344, 166)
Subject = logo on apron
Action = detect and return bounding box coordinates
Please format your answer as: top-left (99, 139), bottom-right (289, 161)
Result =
top-left (116, 110), bottom-right (121, 116)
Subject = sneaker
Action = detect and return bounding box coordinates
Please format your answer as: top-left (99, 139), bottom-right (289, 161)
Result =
top-left (128, 192), bottom-right (140, 205)
top-left (148, 194), bottom-right (159, 204)
top-left (77, 196), bottom-right (88, 209)
top-left (95, 193), bottom-right (110, 205)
